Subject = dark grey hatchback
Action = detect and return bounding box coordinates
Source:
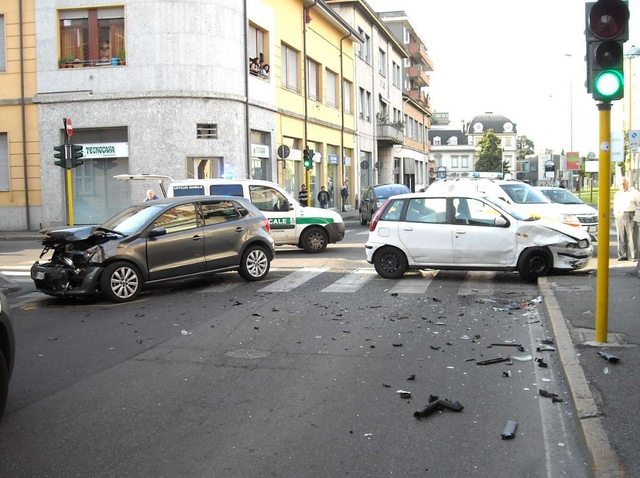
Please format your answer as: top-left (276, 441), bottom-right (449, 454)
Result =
top-left (359, 183), bottom-right (411, 225)
top-left (31, 196), bottom-right (275, 302)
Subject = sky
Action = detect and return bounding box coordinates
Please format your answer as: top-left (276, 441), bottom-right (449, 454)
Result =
top-left (366, 0), bottom-right (640, 157)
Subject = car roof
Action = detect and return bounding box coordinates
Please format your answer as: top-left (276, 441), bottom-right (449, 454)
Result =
top-left (386, 191), bottom-right (492, 200)
top-left (141, 195), bottom-right (254, 206)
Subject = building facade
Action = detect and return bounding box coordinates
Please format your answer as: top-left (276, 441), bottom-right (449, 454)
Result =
top-left (0, 0), bottom-right (40, 232)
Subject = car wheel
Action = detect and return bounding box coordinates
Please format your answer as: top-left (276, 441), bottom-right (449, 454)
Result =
top-left (359, 209), bottom-right (367, 226)
top-left (518, 248), bottom-right (553, 283)
top-left (302, 227), bottom-right (328, 253)
top-left (100, 262), bottom-right (142, 303)
top-left (0, 351), bottom-right (8, 419)
top-left (374, 246), bottom-right (407, 279)
top-left (239, 245), bottom-right (270, 281)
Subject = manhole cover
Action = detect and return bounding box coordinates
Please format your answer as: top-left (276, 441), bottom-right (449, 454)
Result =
top-left (225, 349), bottom-right (270, 359)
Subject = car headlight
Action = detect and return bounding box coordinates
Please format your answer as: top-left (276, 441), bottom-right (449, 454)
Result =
top-left (578, 239), bottom-right (589, 249)
top-left (557, 213), bottom-right (581, 227)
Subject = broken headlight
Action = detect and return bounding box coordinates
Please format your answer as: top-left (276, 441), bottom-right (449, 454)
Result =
top-left (567, 239), bottom-right (589, 249)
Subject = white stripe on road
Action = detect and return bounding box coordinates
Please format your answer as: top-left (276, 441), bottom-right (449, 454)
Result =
top-left (322, 268), bottom-right (376, 293)
top-left (457, 271), bottom-right (495, 296)
top-left (259, 267), bottom-right (330, 293)
top-left (388, 273), bottom-right (438, 294)
top-left (2, 270), bottom-right (31, 276)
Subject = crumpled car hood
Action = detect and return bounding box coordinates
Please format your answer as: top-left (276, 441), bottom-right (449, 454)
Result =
top-left (41, 226), bottom-right (120, 247)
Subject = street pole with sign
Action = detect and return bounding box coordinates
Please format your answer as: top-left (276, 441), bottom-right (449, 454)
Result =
top-left (63, 118), bottom-right (75, 226)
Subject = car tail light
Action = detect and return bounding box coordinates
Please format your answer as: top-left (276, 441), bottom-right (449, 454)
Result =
top-left (369, 199), bottom-right (390, 232)
top-left (263, 218), bottom-right (271, 233)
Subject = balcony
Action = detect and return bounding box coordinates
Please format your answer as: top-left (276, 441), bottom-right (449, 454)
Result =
top-left (408, 42), bottom-right (434, 72)
top-left (408, 89), bottom-right (431, 112)
top-left (377, 123), bottom-right (404, 145)
top-left (408, 65), bottom-right (430, 87)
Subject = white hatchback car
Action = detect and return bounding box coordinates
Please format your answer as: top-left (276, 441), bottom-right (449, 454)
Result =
top-left (365, 191), bottom-right (593, 282)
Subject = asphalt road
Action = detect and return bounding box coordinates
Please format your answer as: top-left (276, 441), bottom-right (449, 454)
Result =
top-left (0, 224), bottom-right (591, 477)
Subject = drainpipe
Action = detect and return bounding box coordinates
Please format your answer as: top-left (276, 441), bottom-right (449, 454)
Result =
top-left (303, 1), bottom-right (318, 151)
top-left (244, 0), bottom-right (251, 178)
top-left (339, 32), bottom-right (353, 186)
top-left (19, 0), bottom-right (32, 230)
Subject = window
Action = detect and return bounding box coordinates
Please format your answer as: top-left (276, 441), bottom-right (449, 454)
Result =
top-left (406, 198), bottom-right (447, 224)
top-left (359, 88), bottom-right (365, 119)
top-left (363, 33), bottom-right (371, 63)
top-left (326, 69), bottom-right (337, 108)
top-left (210, 184), bottom-right (244, 196)
top-left (281, 44), bottom-right (298, 92)
top-left (0, 15), bottom-right (5, 72)
top-left (505, 137), bottom-right (513, 147)
top-left (433, 136), bottom-right (441, 146)
top-left (154, 204), bottom-right (200, 234)
top-left (380, 199), bottom-right (405, 222)
top-left (447, 136), bottom-right (458, 146)
top-left (378, 48), bottom-right (386, 77)
top-left (200, 200), bottom-right (240, 225)
top-left (59, 7), bottom-right (125, 68)
top-left (197, 124), bottom-right (218, 139)
top-left (452, 155), bottom-right (459, 168)
top-left (248, 24), bottom-right (269, 78)
top-left (249, 185), bottom-right (288, 212)
top-left (306, 58), bottom-right (320, 100)
top-left (343, 79), bottom-right (352, 113)
top-left (392, 61), bottom-right (401, 88)
top-left (365, 91), bottom-right (371, 121)
top-left (403, 26), bottom-right (410, 44)
top-left (0, 133), bottom-right (8, 191)
top-left (357, 27), bottom-right (364, 58)
top-left (462, 156), bottom-right (469, 168)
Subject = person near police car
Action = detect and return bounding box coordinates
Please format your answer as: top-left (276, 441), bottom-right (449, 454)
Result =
top-left (317, 186), bottom-right (330, 209)
top-left (298, 183), bottom-right (308, 207)
top-left (613, 177), bottom-right (640, 261)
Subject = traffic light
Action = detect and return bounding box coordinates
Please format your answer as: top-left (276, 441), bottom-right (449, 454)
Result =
top-left (70, 144), bottom-right (84, 168)
top-left (53, 144), bottom-right (66, 168)
top-left (303, 146), bottom-right (313, 170)
top-left (585, 0), bottom-right (629, 101)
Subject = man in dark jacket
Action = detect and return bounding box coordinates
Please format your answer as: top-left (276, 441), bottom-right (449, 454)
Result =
top-left (340, 181), bottom-right (349, 212)
top-left (299, 184), bottom-right (308, 207)
top-left (317, 186), bottom-right (330, 209)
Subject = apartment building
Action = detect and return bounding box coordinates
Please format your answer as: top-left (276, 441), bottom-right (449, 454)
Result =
top-left (376, 10), bottom-right (433, 191)
top-left (262, 0), bottom-right (361, 208)
top-left (0, 0), bottom-right (40, 232)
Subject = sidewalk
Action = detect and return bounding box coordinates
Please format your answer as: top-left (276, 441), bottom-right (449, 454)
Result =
top-left (540, 257), bottom-right (639, 478)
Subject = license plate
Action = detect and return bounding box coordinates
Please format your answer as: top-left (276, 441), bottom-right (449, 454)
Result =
top-left (34, 271), bottom-right (45, 280)
top-left (587, 225), bottom-right (597, 233)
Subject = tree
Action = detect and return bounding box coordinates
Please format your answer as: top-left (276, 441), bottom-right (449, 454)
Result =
top-left (517, 135), bottom-right (535, 160)
top-left (475, 129), bottom-right (508, 173)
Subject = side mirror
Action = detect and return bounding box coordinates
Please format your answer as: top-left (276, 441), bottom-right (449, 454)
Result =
top-left (494, 216), bottom-right (508, 227)
top-left (148, 227), bottom-right (167, 238)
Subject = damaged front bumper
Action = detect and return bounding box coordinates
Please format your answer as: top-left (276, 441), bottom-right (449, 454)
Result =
top-left (550, 244), bottom-right (593, 271)
top-left (31, 262), bottom-right (104, 297)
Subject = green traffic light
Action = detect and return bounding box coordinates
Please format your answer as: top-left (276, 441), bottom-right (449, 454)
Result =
top-left (594, 70), bottom-right (624, 99)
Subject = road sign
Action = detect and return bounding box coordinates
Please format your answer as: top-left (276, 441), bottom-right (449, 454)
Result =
top-left (436, 166), bottom-right (446, 179)
top-left (65, 118), bottom-right (73, 137)
top-left (629, 130), bottom-right (639, 150)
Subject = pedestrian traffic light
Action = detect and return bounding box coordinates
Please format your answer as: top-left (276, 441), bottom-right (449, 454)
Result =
top-left (70, 144), bottom-right (84, 168)
top-left (303, 146), bottom-right (313, 170)
top-left (585, 0), bottom-right (629, 101)
top-left (53, 144), bottom-right (66, 168)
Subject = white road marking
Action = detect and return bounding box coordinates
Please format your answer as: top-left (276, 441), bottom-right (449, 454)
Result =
top-left (388, 273), bottom-right (438, 294)
top-left (322, 268), bottom-right (376, 293)
top-left (457, 271), bottom-right (495, 296)
top-left (259, 267), bottom-right (330, 293)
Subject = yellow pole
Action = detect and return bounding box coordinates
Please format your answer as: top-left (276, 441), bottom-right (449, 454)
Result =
top-left (66, 168), bottom-right (74, 226)
top-left (595, 101), bottom-right (611, 343)
top-left (306, 168), bottom-right (311, 206)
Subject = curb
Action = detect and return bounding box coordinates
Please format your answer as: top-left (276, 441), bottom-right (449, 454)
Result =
top-left (539, 277), bottom-right (624, 478)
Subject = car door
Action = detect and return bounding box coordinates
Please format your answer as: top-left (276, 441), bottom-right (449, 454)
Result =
top-left (451, 197), bottom-right (517, 266)
top-left (199, 199), bottom-right (248, 270)
top-left (146, 202), bottom-right (206, 280)
top-left (397, 197), bottom-right (454, 264)
top-left (249, 184), bottom-right (296, 244)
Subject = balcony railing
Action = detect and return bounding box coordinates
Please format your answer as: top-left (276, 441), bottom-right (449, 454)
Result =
top-left (408, 42), bottom-right (435, 72)
top-left (377, 123), bottom-right (404, 145)
top-left (407, 65), bottom-right (430, 87)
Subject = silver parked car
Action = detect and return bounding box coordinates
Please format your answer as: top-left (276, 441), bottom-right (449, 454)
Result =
top-left (31, 196), bottom-right (275, 302)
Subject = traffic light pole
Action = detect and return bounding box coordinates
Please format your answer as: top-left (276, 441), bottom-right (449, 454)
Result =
top-left (63, 119), bottom-right (75, 226)
top-left (595, 101), bottom-right (611, 343)
top-left (306, 169), bottom-right (311, 207)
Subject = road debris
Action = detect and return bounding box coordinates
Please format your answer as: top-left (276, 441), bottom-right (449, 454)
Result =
top-left (501, 420), bottom-right (517, 439)
top-left (407, 374), bottom-right (416, 381)
top-left (413, 395), bottom-right (464, 419)
top-left (490, 342), bottom-right (525, 352)
top-left (180, 329), bottom-right (193, 336)
top-left (536, 358), bottom-right (548, 368)
top-left (503, 371), bottom-right (511, 378)
top-left (476, 357), bottom-right (509, 366)
top-left (536, 346), bottom-right (556, 352)
top-left (598, 351), bottom-right (620, 363)
top-left (396, 390), bottom-right (412, 399)
top-left (539, 389), bottom-right (564, 403)
top-left (510, 354), bottom-right (533, 362)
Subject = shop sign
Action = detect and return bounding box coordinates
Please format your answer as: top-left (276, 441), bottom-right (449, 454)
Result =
top-left (251, 144), bottom-right (270, 158)
top-left (78, 142), bottom-right (129, 159)
top-left (328, 154), bottom-right (339, 165)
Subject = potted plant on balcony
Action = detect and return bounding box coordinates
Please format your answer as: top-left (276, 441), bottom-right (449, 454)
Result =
top-left (58, 55), bottom-right (75, 69)
top-left (117, 49), bottom-right (126, 65)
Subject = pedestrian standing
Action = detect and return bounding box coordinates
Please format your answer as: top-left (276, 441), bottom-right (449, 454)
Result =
top-left (613, 177), bottom-right (640, 261)
top-left (317, 186), bottom-right (330, 209)
top-left (144, 189), bottom-right (159, 202)
top-left (340, 181), bottom-right (349, 212)
top-left (299, 184), bottom-right (308, 207)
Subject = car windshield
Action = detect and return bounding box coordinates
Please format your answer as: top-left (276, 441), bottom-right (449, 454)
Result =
top-left (374, 185), bottom-right (410, 199)
top-left (101, 204), bottom-right (166, 236)
top-left (499, 183), bottom-right (549, 204)
top-left (484, 196), bottom-right (533, 221)
top-left (542, 189), bottom-right (584, 205)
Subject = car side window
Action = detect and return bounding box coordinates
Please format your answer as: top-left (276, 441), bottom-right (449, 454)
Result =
top-left (153, 204), bottom-right (200, 234)
top-left (249, 185), bottom-right (288, 212)
top-left (200, 200), bottom-right (240, 225)
top-left (210, 184), bottom-right (244, 196)
top-left (406, 197), bottom-right (446, 224)
top-left (380, 199), bottom-right (405, 221)
top-left (456, 198), bottom-right (504, 227)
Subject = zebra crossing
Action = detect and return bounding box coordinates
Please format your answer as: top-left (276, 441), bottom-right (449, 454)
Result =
top-left (1, 265), bottom-right (524, 303)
